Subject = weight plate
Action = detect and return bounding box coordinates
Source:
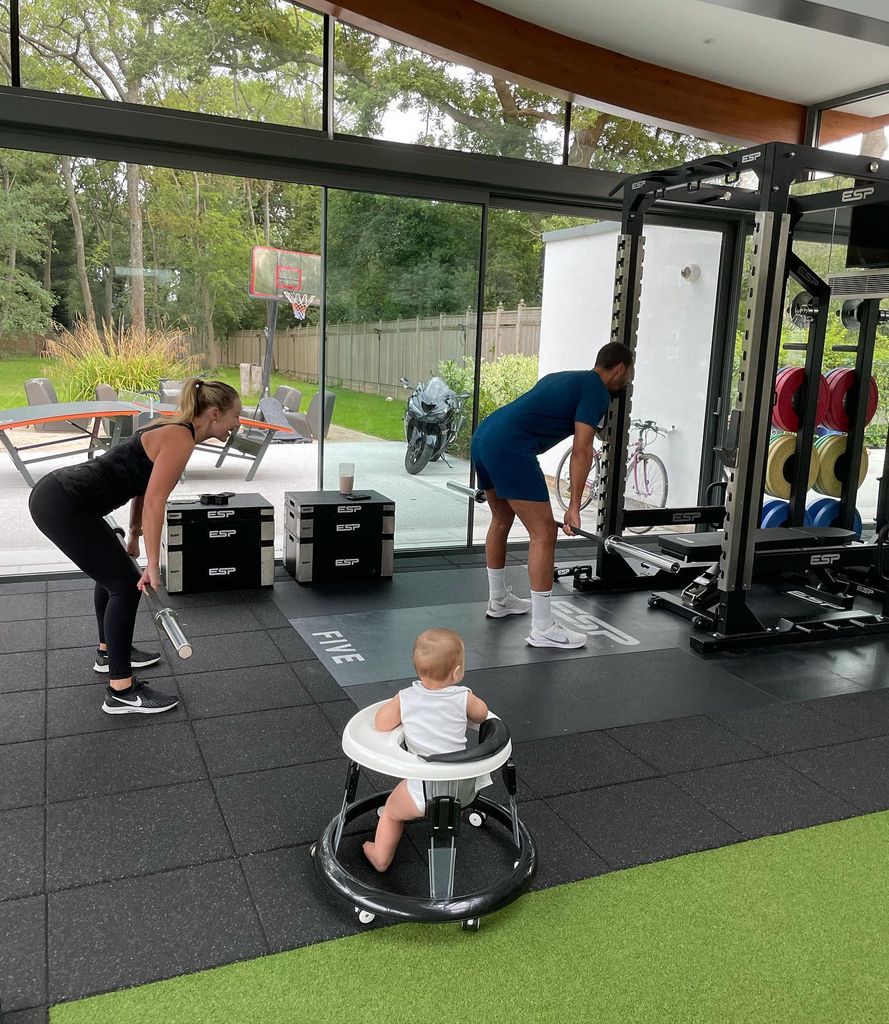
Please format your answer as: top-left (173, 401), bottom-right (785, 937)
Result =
top-left (765, 433), bottom-right (819, 499)
top-left (813, 434), bottom-right (868, 496)
top-left (824, 368), bottom-right (878, 430)
top-left (761, 499), bottom-right (789, 528)
top-left (772, 367), bottom-right (829, 431)
top-left (808, 497), bottom-right (863, 539)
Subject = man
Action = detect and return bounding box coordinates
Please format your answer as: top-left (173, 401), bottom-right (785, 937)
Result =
top-left (470, 342), bottom-right (634, 649)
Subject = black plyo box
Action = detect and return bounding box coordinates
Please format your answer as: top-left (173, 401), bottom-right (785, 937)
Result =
top-left (162, 493), bottom-right (275, 593)
top-left (284, 490), bottom-right (394, 584)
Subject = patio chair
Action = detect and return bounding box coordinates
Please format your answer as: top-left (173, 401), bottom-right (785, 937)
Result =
top-left (24, 377), bottom-right (79, 432)
top-left (214, 396), bottom-right (310, 481)
top-left (158, 378), bottom-right (184, 405)
top-left (94, 383), bottom-right (153, 443)
top-left (285, 390), bottom-right (336, 440)
top-left (273, 385), bottom-right (303, 413)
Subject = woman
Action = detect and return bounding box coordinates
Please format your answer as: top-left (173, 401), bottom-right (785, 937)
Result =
top-left (29, 378), bottom-right (242, 716)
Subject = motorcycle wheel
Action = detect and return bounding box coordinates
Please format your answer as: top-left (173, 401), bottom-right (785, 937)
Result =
top-left (405, 435), bottom-right (434, 475)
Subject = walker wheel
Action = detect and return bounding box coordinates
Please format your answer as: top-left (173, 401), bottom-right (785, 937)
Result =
top-left (309, 844), bottom-right (316, 858)
top-left (357, 909), bottom-right (375, 925)
top-left (461, 918), bottom-right (480, 932)
top-left (468, 811), bottom-right (486, 828)
top-left (648, 596), bottom-right (662, 608)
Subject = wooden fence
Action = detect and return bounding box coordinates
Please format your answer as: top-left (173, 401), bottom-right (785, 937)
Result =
top-left (224, 303), bottom-right (540, 396)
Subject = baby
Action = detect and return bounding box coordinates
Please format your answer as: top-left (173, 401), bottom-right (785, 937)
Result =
top-left (363, 628), bottom-right (489, 872)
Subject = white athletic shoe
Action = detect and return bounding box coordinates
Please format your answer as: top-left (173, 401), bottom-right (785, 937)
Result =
top-left (486, 588), bottom-right (531, 619)
top-left (526, 620), bottom-right (588, 649)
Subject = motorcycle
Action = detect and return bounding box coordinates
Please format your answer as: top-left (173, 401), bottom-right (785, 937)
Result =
top-left (400, 375), bottom-right (469, 475)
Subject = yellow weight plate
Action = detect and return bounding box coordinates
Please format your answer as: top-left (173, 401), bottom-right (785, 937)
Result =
top-left (765, 433), bottom-right (819, 499)
top-left (813, 435), bottom-right (868, 497)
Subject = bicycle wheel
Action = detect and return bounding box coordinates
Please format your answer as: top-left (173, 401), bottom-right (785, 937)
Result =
top-left (555, 447), bottom-right (599, 512)
top-left (625, 453), bottom-right (668, 534)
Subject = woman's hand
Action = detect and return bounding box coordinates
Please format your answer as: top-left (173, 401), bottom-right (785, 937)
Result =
top-left (137, 564), bottom-right (161, 593)
top-left (126, 532), bottom-right (141, 558)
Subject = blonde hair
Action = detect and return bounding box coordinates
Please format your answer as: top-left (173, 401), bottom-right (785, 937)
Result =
top-left (172, 377), bottom-right (239, 424)
top-left (412, 629), bottom-right (465, 683)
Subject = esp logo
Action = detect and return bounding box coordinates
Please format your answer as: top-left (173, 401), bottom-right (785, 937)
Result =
top-left (208, 567), bottom-right (236, 576)
top-left (841, 186), bottom-right (875, 203)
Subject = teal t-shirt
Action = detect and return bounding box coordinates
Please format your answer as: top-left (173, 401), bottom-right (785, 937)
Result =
top-left (476, 370), bottom-right (610, 455)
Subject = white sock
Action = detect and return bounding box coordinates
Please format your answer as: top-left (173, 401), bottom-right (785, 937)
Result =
top-left (487, 567), bottom-right (507, 602)
top-left (530, 589), bottom-right (553, 631)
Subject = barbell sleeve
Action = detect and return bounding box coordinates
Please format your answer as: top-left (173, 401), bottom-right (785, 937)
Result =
top-left (603, 536), bottom-right (681, 574)
top-left (446, 480), bottom-right (487, 503)
top-left (155, 607), bottom-right (193, 659)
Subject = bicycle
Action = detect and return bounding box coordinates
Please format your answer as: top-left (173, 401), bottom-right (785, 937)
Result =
top-left (555, 418), bottom-right (671, 534)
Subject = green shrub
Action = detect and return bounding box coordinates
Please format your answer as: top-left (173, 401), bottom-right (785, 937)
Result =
top-left (438, 353), bottom-right (539, 456)
top-left (47, 320), bottom-right (199, 402)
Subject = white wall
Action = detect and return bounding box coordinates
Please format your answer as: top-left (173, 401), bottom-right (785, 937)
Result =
top-left (537, 223), bottom-right (722, 506)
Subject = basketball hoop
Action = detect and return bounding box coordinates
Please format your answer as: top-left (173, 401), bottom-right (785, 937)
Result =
top-left (282, 290), bottom-right (315, 321)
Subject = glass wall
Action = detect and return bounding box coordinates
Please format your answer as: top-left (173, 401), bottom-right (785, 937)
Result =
top-left (19, 1), bottom-right (324, 128)
top-left (323, 190), bottom-right (483, 549)
top-left (334, 24), bottom-right (564, 162)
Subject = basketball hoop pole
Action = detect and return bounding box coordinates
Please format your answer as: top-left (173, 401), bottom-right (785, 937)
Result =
top-left (260, 298), bottom-right (278, 399)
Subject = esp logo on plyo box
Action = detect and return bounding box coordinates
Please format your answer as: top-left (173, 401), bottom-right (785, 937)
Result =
top-left (337, 505), bottom-right (361, 513)
top-left (335, 558), bottom-right (359, 566)
top-left (207, 510), bottom-right (235, 519)
top-left (336, 524), bottom-right (360, 532)
top-left (208, 567), bottom-right (236, 576)
top-left (208, 529), bottom-right (236, 538)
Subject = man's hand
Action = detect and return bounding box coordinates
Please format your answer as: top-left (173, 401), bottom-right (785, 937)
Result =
top-left (562, 506), bottom-right (581, 536)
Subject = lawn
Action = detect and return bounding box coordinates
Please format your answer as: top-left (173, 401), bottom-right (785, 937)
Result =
top-left (0, 356), bottom-right (406, 442)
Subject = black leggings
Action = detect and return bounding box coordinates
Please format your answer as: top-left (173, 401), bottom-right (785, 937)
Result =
top-left (29, 474), bottom-right (141, 680)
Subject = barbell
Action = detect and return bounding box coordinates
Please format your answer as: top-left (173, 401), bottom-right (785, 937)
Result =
top-left (107, 518), bottom-right (193, 659)
top-left (445, 480), bottom-right (680, 575)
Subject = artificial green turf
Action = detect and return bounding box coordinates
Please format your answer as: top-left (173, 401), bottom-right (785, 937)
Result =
top-left (51, 812), bottom-right (889, 1024)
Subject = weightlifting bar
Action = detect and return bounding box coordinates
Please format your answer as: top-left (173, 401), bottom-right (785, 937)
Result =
top-left (106, 517), bottom-right (193, 660)
top-left (445, 480), bottom-right (680, 574)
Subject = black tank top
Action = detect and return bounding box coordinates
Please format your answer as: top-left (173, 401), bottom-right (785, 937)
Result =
top-left (53, 421), bottom-right (196, 515)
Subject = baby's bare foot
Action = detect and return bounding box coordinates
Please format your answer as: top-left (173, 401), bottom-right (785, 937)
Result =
top-left (363, 841), bottom-right (389, 872)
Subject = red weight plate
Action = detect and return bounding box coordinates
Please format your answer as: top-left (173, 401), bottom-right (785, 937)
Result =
top-left (825, 368), bottom-right (855, 431)
top-left (773, 367), bottom-right (802, 431)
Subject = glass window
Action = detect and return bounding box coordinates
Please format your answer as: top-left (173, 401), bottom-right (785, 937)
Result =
top-left (0, 145), bottom-right (324, 573)
top-left (334, 24), bottom-right (564, 163)
top-left (324, 190), bottom-right (484, 550)
top-left (0, 7), bottom-right (10, 86)
top-left (19, 2), bottom-right (324, 128)
top-left (818, 95), bottom-right (889, 163)
top-left (567, 102), bottom-right (728, 173)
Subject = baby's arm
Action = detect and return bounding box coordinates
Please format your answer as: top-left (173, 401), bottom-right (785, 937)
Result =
top-left (374, 694), bottom-right (402, 731)
top-left (466, 692), bottom-right (488, 724)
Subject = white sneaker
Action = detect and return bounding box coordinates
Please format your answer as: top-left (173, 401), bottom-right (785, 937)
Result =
top-left (486, 588), bottom-right (531, 619)
top-left (526, 620), bottom-right (588, 649)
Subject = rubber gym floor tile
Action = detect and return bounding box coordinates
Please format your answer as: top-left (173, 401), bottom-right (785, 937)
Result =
top-left (550, 777), bottom-right (742, 869)
top-left (820, 641), bottom-right (889, 689)
top-left (176, 663), bottom-right (312, 720)
top-left (709, 648), bottom-right (866, 702)
top-left (518, 800), bottom-right (608, 890)
top-left (291, 658), bottom-right (344, 703)
top-left (46, 645), bottom-right (173, 688)
top-left (239, 844), bottom-right (384, 952)
top-left (0, 580), bottom-right (46, 595)
top-left (166, 629), bottom-right (284, 676)
top-left (1, 1007), bottom-right (48, 1023)
top-left (803, 689), bottom-right (889, 739)
top-left (46, 780), bottom-right (234, 891)
top-left (46, 577), bottom-right (93, 592)
top-left (268, 625), bottom-right (317, 662)
top-left (46, 590), bottom-right (96, 618)
top-left (605, 715), bottom-right (765, 773)
top-left (46, 612), bottom-right (157, 650)
top-left (215, 760), bottom-right (362, 855)
top-left (0, 692), bottom-right (45, 745)
top-left (0, 806), bottom-right (44, 900)
top-left (0, 594), bottom-right (46, 623)
top-left (0, 620), bottom-right (45, 656)
top-left (164, 602), bottom-right (264, 638)
top-left (392, 555), bottom-right (452, 569)
top-left (783, 736), bottom-right (889, 813)
top-left (240, 595), bottom-right (291, 629)
top-left (47, 722), bottom-right (206, 803)
top-left (670, 758), bottom-right (858, 839)
top-left (0, 896), bottom-right (46, 1013)
top-left (0, 652), bottom-right (45, 694)
top-left (47, 860), bottom-right (267, 1003)
top-left (0, 742), bottom-right (44, 811)
top-left (514, 731), bottom-right (657, 797)
top-left (1, 1007), bottom-right (49, 1023)
top-left (193, 704), bottom-right (342, 776)
top-left (319, 698), bottom-right (358, 736)
top-left (157, 589), bottom-right (250, 610)
top-left (710, 702), bottom-right (860, 754)
top-left (443, 551), bottom-right (491, 565)
top-left (45, 680), bottom-right (186, 739)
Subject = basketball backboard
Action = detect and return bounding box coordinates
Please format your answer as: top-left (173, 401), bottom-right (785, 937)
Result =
top-left (248, 246), bottom-right (321, 302)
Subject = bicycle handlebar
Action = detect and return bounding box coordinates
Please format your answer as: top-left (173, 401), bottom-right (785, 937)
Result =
top-left (629, 418), bottom-right (675, 436)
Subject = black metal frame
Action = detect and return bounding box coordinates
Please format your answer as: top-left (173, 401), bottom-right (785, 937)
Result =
top-left (605, 142), bottom-right (889, 649)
